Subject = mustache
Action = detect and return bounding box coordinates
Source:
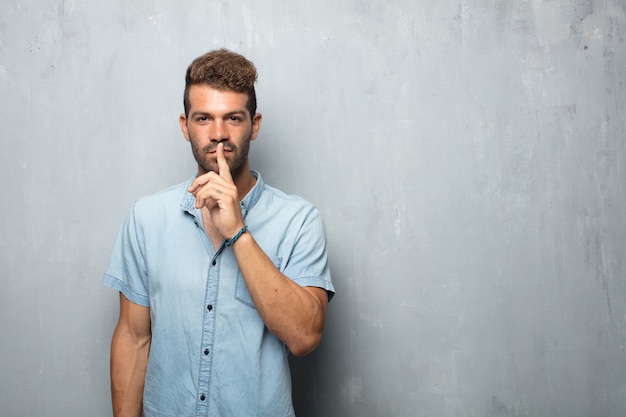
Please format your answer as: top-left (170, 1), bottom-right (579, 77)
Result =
top-left (203, 143), bottom-right (236, 153)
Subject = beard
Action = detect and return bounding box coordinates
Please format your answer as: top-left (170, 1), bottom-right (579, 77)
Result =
top-left (189, 132), bottom-right (251, 177)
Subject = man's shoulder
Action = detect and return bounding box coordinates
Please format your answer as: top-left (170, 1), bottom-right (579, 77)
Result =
top-left (253, 182), bottom-right (325, 231)
top-left (131, 179), bottom-right (191, 214)
top-left (260, 182), bottom-right (316, 211)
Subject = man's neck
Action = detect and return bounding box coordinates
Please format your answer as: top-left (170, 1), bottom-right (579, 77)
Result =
top-left (233, 170), bottom-right (256, 201)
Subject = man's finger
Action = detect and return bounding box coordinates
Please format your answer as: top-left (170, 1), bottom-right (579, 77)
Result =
top-left (216, 142), bottom-right (233, 181)
top-left (187, 174), bottom-right (209, 194)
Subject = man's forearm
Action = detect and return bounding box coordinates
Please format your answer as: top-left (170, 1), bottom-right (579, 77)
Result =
top-left (231, 231), bottom-right (328, 356)
top-left (110, 329), bottom-right (151, 417)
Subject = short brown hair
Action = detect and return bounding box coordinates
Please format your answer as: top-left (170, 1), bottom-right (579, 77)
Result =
top-left (183, 49), bottom-right (258, 118)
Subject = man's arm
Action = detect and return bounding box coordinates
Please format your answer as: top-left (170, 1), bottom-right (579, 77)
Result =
top-left (232, 231), bottom-right (328, 356)
top-left (110, 292), bottom-right (152, 417)
top-left (188, 143), bottom-right (329, 356)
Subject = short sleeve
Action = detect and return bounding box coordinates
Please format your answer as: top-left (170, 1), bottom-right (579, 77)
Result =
top-left (283, 207), bottom-right (335, 300)
top-left (102, 203), bottom-right (150, 306)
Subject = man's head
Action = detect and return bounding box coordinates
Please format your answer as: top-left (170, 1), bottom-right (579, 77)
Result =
top-left (183, 49), bottom-right (258, 119)
top-left (180, 49), bottom-right (262, 178)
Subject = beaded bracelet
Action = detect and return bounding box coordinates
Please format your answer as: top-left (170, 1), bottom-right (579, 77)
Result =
top-left (226, 225), bottom-right (248, 246)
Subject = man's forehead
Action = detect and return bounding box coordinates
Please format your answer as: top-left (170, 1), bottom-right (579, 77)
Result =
top-left (187, 85), bottom-right (249, 113)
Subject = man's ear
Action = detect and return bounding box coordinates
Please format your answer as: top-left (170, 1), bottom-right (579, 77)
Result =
top-left (179, 114), bottom-right (190, 142)
top-left (250, 112), bottom-right (262, 141)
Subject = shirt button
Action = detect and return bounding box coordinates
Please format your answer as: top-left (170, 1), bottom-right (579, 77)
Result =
top-left (207, 304), bottom-right (213, 311)
top-left (204, 348), bottom-right (210, 355)
top-left (200, 394), bottom-right (206, 401)
top-left (212, 259), bottom-right (216, 266)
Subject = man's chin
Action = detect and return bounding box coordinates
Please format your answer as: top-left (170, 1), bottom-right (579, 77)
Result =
top-left (196, 161), bottom-right (219, 175)
top-left (196, 162), bottom-right (244, 177)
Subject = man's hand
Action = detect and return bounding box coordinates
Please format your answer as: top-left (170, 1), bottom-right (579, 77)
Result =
top-left (187, 142), bottom-right (245, 239)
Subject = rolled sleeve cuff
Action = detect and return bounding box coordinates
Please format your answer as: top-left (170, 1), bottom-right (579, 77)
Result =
top-left (102, 273), bottom-right (150, 307)
top-left (293, 276), bottom-right (335, 301)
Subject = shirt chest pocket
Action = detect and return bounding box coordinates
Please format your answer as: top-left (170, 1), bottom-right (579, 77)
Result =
top-left (235, 255), bottom-right (283, 308)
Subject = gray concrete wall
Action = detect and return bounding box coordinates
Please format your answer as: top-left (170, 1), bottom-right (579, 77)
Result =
top-left (1, 1), bottom-right (625, 416)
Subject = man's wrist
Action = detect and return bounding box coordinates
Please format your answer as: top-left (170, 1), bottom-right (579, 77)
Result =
top-left (226, 225), bottom-right (248, 246)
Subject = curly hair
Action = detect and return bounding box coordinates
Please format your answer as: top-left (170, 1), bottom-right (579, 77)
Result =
top-left (183, 49), bottom-right (258, 118)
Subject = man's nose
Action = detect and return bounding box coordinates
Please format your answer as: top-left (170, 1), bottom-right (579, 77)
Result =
top-left (210, 120), bottom-right (228, 141)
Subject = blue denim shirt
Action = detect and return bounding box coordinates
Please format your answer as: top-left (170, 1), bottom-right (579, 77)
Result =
top-left (103, 171), bottom-right (334, 417)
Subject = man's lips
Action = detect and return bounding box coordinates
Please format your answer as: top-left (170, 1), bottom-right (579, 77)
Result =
top-left (207, 146), bottom-right (235, 154)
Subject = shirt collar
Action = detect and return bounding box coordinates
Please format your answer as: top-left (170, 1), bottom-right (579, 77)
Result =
top-left (180, 170), bottom-right (264, 219)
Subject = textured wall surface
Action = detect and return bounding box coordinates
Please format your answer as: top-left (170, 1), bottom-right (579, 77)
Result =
top-left (1, 1), bottom-right (625, 416)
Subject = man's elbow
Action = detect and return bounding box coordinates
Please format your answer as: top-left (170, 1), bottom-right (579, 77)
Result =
top-left (277, 288), bottom-right (329, 356)
top-left (286, 328), bottom-right (324, 357)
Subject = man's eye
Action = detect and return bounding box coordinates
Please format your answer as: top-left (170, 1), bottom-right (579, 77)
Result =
top-left (230, 116), bottom-right (242, 122)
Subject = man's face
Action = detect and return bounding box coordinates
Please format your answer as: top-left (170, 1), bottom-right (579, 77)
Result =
top-left (180, 85), bottom-right (262, 177)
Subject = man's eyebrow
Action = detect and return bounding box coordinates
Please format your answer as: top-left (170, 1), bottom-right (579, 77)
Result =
top-left (190, 111), bottom-right (210, 118)
top-left (190, 110), bottom-right (247, 118)
top-left (225, 110), bottom-right (247, 117)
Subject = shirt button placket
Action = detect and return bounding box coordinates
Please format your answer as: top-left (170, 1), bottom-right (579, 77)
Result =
top-left (204, 305), bottom-right (212, 354)
top-left (198, 254), bottom-right (217, 415)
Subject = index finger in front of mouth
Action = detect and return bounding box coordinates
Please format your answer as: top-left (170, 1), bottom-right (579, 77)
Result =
top-left (216, 143), bottom-right (233, 181)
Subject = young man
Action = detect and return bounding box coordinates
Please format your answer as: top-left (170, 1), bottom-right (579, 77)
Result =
top-left (103, 49), bottom-right (334, 417)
